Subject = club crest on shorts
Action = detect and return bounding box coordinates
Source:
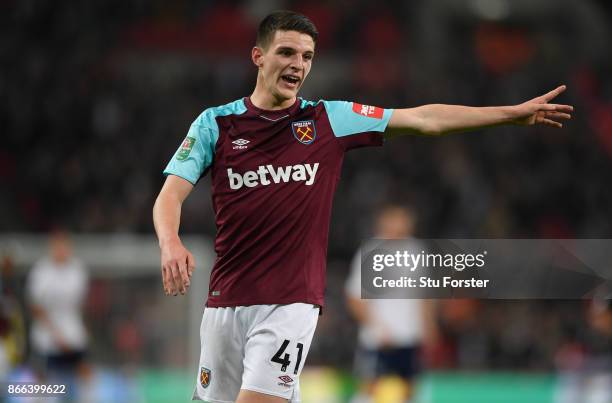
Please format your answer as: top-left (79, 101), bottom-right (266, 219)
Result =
top-left (200, 367), bottom-right (211, 388)
top-left (292, 120), bottom-right (316, 145)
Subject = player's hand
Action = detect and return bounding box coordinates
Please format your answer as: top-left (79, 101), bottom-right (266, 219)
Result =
top-left (50, 327), bottom-right (72, 353)
top-left (160, 238), bottom-right (195, 296)
top-left (512, 85), bottom-right (573, 128)
top-left (373, 321), bottom-right (395, 349)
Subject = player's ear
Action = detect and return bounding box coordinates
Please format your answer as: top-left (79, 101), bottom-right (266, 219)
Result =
top-left (252, 46), bottom-right (264, 68)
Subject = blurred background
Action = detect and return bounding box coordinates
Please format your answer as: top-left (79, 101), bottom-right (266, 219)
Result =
top-left (1, 0), bottom-right (612, 402)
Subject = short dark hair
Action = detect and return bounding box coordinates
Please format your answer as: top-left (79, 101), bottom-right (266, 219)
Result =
top-left (256, 10), bottom-right (318, 49)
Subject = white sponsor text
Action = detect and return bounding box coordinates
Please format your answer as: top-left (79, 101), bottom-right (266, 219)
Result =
top-left (227, 163), bottom-right (319, 190)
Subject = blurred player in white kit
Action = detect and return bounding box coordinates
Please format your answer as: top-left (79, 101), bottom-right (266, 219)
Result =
top-left (345, 206), bottom-right (438, 402)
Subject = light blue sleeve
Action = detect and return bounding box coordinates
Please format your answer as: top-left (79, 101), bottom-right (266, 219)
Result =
top-left (163, 113), bottom-right (218, 185)
top-left (163, 99), bottom-right (246, 184)
top-left (322, 100), bottom-right (393, 137)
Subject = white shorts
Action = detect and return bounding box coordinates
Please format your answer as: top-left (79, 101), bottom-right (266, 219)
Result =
top-left (192, 303), bottom-right (319, 402)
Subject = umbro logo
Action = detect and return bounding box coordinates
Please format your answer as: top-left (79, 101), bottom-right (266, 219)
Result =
top-left (232, 139), bottom-right (250, 150)
top-left (277, 375), bottom-right (294, 388)
top-left (278, 375), bottom-right (293, 384)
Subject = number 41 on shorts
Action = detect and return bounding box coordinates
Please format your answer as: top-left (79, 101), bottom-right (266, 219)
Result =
top-left (271, 340), bottom-right (304, 375)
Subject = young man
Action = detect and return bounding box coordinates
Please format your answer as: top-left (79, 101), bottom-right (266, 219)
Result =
top-left (345, 206), bottom-right (435, 402)
top-left (152, 10), bottom-right (573, 403)
top-left (26, 231), bottom-right (90, 384)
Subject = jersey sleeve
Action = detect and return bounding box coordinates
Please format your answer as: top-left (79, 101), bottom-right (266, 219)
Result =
top-left (322, 100), bottom-right (393, 151)
top-left (163, 113), bottom-right (218, 185)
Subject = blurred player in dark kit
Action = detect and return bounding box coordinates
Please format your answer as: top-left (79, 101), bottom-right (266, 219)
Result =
top-left (153, 10), bottom-right (573, 403)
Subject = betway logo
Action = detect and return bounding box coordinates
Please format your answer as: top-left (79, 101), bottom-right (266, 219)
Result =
top-left (227, 163), bottom-right (319, 190)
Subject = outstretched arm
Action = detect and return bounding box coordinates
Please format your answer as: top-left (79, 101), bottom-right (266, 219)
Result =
top-left (153, 175), bottom-right (196, 296)
top-left (386, 85), bottom-right (573, 137)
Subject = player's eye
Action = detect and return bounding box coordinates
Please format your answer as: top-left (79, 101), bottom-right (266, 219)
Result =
top-left (304, 54), bottom-right (313, 61)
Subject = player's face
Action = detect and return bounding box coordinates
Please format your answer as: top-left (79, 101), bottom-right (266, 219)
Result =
top-left (376, 209), bottom-right (415, 239)
top-left (50, 232), bottom-right (72, 264)
top-left (258, 30), bottom-right (315, 102)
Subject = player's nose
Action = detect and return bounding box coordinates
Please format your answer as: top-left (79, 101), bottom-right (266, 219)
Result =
top-left (289, 55), bottom-right (304, 71)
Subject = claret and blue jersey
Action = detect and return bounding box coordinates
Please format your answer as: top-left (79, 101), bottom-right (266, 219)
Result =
top-left (164, 97), bottom-right (393, 308)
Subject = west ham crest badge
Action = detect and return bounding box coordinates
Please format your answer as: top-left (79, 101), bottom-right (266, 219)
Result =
top-left (291, 120), bottom-right (316, 145)
top-left (200, 367), bottom-right (211, 388)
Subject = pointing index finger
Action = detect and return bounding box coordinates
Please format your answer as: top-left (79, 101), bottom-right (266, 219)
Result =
top-left (543, 85), bottom-right (567, 102)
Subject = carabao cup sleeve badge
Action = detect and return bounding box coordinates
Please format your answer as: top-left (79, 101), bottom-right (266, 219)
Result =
top-left (292, 120), bottom-right (316, 144)
top-left (177, 136), bottom-right (196, 160)
top-left (200, 367), bottom-right (211, 388)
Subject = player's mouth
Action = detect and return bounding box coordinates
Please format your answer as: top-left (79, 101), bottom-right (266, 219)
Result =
top-left (280, 74), bottom-right (300, 89)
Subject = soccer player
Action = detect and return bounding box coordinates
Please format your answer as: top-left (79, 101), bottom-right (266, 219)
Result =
top-left (152, 10), bottom-right (573, 403)
top-left (26, 230), bottom-right (90, 385)
top-left (345, 206), bottom-right (436, 402)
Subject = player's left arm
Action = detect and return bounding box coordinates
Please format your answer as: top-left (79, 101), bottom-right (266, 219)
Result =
top-left (386, 85), bottom-right (574, 137)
